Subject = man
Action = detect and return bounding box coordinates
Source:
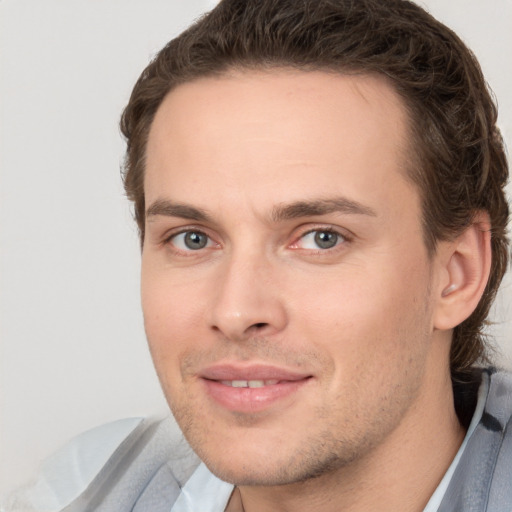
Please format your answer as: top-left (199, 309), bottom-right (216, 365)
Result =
top-left (3, 0), bottom-right (510, 511)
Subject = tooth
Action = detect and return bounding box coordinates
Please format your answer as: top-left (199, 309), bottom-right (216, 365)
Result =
top-left (219, 379), bottom-right (281, 388)
top-left (248, 380), bottom-right (265, 388)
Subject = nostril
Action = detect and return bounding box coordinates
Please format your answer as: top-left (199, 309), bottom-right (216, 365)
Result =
top-left (253, 323), bottom-right (268, 329)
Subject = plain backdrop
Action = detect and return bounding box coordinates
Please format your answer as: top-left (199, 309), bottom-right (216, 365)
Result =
top-left (1, 0), bottom-right (511, 498)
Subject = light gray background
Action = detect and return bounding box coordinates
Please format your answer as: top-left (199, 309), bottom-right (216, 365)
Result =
top-left (1, 0), bottom-right (511, 497)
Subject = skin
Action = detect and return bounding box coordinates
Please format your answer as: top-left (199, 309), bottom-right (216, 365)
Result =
top-left (142, 70), bottom-right (467, 511)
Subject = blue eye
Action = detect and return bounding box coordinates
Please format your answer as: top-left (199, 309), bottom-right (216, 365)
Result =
top-left (170, 231), bottom-right (212, 251)
top-left (299, 230), bottom-right (343, 249)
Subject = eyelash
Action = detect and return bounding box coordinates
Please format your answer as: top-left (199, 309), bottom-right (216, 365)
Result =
top-left (162, 225), bottom-right (351, 255)
top-left (290, 227), bottom-right (350, 252)
top-left (163, 228), bottom-right (218, 255)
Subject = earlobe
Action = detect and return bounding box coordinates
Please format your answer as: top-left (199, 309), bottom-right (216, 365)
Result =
top-left (433, 212), bottom-right (492, 331)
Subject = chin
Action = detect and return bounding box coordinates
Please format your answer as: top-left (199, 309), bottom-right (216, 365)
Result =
top-left (195, 436), bottom-right (357, 487)
top-left (204, 458), bottom-right (302, 487)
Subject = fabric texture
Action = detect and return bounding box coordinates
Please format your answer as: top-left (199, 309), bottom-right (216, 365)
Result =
top-left (3, 368), bottom-right (512, 512)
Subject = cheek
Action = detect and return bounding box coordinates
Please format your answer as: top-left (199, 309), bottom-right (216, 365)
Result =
top-left (141, 269), bottom-right (204, 379)
top-left (142, 263), bottom-right (205, 330)
top-left (291, 259), bottom-right (432, 360)
top-left (296, 270), bottom-right (432, 414)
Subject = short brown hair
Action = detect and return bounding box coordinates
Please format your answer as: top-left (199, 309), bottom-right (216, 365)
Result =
top-left (120, 0), bottom-right (509, 378)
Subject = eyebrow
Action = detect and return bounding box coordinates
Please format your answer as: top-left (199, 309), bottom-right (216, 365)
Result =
top-left (270, 197), bottom-right (377, 222)
top-left (146, 199), bottom-right (212, 222)
top-left (145, 196), bottom-right (377, 223)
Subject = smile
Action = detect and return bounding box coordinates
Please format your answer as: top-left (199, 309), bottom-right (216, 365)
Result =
top-left (220, 380), bottom-right (279, 388)
top-left (199, 364), bottom-right (312, 413)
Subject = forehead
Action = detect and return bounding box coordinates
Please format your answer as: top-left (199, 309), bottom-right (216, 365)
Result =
top-left (145, 70), bottom-right (416, 219)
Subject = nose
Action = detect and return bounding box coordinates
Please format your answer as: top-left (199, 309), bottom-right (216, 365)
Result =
top-left (209, 252), bottom-right (288, 342)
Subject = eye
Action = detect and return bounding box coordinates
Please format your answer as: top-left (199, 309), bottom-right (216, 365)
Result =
top-left (297, 229), bottom-right (345, 250)
top-left (169, 230), bottom-right (214, 251)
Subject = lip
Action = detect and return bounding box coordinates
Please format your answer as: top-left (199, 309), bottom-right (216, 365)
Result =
top-left (201, 363), bottom-right (310, 382)
top-left (199, 363), bottom-right (312, 413)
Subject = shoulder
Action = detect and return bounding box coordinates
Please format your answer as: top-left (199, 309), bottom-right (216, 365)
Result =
top-left (482, 367), bottom-right (512, 423)
top-left (466, 369), bottom-right (512, 509)
top-left (1, 416), bottom-right (200, 512)
top-left (466, 368), bottom-right (512, 463)
top-left (482, 369), bottom-right (512, 480)
top-left (439, 368), bottom-right (512, 511)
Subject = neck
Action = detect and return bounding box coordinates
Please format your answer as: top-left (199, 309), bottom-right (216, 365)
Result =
top-left (227, 364), bottom-right (465, 512)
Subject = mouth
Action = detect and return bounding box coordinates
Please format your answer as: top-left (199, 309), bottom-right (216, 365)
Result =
top-left (199, 364), bottom-right (313, 413)
top-left (219, 379), bottom-right (280, 388)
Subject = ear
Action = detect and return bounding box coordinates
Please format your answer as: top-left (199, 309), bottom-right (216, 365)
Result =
top-left (433, 212), bottom-right (492, 331)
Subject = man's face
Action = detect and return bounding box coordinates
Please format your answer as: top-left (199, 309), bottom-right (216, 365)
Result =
top-left (142, 70), bottom-right (444, 485)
